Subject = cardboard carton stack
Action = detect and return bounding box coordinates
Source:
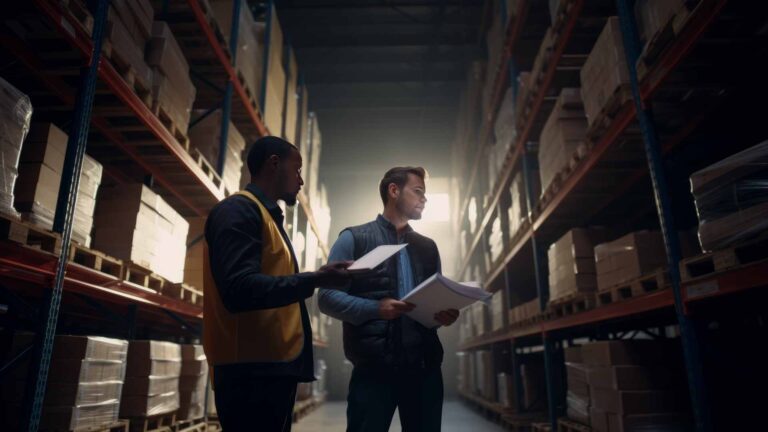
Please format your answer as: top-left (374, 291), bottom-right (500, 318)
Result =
top-left (580, 17), bottom-right (631, 127)
top-left (0, 77), bottom-right (31, 218)
top-left (497, 372), bottom-right (516, 409)
top-left (471, 302), bottom-right (490, 337)
top-left (475, 350), bottom-right (496, 401)
top-left (689, 141), bottom-right (768, 252)
top-left (211, 0), bottom-right (265, 112)
top-left (564, 345), bottom-right (592, 425)
top-left (263, 4), bottom-right (287, 134)
top-left (582, 340), bottom-right (690, 432)
top-left (188, 109), bottom-right (246, 194)
top-left (538, 88), bottom-right (588, 193)
top-left (521, 362), bottom-right (546, 411)
top-left (183, 217), bottom-right (206, 290)
top-left (507, 173), bottom-right (527, 237)
top-left (146, 22), bottom-right (196, 137)
top-left (494, 87), bottom-right (517, 149)
top-left (634, 0), bottom-right (685, 46)
top-left (594, 231), bottom-right (667, 290)
top-left (93, 184), bottom-right (189, 283)
top-left (306, 113), bottom-right (323, 204)
top-left (2, 334), bottom-right (128, 430)
top-left (15, 123), bottom-right (103, 246)
top-left (489, 214), bottom-right (504, 263)
top-left (105, 0), bottom-right (153, 95)
top-left (458, 352), bottom-right (472, 393)
top-left (178, 345), bottom-right (208, 421)
top-left (120, 340), bottom-right (181, 418)
top-left (490, 289), bottom-right (508, 332)
top-left (547, 228), bottom-right (610, 303)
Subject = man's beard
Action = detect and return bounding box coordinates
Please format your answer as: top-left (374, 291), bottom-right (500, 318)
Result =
top-left (396, 198), bottom-right (421, 220)
top-left (282, 193), bottom-right (298, 206)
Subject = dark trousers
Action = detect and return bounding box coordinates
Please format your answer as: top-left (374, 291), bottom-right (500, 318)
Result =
top-left (346, 366), bottom-right (443, 432)
top-left (214, 368), bottom-right (298, 432)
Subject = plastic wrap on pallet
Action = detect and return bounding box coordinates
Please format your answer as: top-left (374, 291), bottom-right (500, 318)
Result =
top-left (121, 391), bottom-right (180, 417)
top-left (497, 372), bottom-right (515, 408)
top-left (690, 140), bottom-right (768, 252)
top-left (72, 155), bottom-right (103, 247)
top-left (0, 77), bottom-right (31, 218)
top-left (125, 341), bottom-right (182, 378)
top-left (42, 399), bottom-right (121, 431)
top-left (566, 391), bottom-right (590, 425)
top-left (54, 335), bottom-right (129, 362)
top-left (538, 88), bottom-right (588, 194)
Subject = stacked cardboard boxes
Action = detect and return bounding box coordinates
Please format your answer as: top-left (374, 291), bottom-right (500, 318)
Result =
top-left (580, 17), bottom-right (631, 127)
top-left (146, 22), bottom-right (197, 137)
top-left (305, 112), bottom-right (323, 205)
top-left (2, 334), bottom-right (128, 430)
top-left (565, 346), bottom-right (592, 425)
top-left (634, 0), bottom-right (685, 46)
top-left (188, 109), bottom-right (246, 194)
top-left (582, 340), bottom-right (690, 432)
top-left (538, 88), bottom-right (588, 193)
top-left (594, 231), bottom-right (667, 290)
top-left (184, 217), bottom-right (206, 291)
top-left (105, 0), bottom-right (153, 94)
top-left (475, 350), bottom-right (496, 401)
top-left (93, 184), bottom-right (189, 283)
top-left (547, 228), bottom-right (610, 303)
top-left (521, 362), bottom-right (546, 411)
top-left (489, 214), bottom-right (504, 263)
top-left (497, 372), bottom-right (516, 409)
top-left (508, 299), bottom-right (539, 325)
top-left (690, 141), bottom-right (768, 251)
top-left (211, 0), bottom-right (265, 112)
top-left (471, 302), bottom-right (490, 337)
top-left (490, 289), bottom-right (508, 332)
top-left (494, 87), bottom-right (517, 150)
top-left (263, 4), bottom-right (287, 135)
top-left (120, 341), bottom-right (181, 418)
top-left (0, 77), bottom-right (31, 218)
top-left (458, 352), bottom-right (472, 393)
top-left (15, 123), bottom-right (103, 245)
top-left (178, 345), bottom-right (208, 421)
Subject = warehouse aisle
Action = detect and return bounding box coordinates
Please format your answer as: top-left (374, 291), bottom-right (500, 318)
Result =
top-left (293, 401), bottom-right (506, 432)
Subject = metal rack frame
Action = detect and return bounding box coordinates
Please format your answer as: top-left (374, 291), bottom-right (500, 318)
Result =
top-left (453, 0), bottom-right (746, 431)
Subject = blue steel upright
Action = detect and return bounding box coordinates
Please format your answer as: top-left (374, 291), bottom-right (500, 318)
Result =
top-left (615, 0), bottom-right (711, 430)
top-left (216, 0), bottom-right (243, 177)
top-left (22, 0), bottom-right (110, 430)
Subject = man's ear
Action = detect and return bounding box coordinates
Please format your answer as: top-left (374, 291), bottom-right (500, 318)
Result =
top-left (388, 183), bottom-right (400, 200)
top-left (268, 154), bottom-right (280, 171)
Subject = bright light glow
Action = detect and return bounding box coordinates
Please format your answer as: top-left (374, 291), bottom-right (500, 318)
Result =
top-left (419, 193), bottom-right (450, 223)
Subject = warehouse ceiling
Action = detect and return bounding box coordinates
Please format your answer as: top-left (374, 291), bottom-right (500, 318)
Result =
top-left (274, 0), bottom-right (486, 235)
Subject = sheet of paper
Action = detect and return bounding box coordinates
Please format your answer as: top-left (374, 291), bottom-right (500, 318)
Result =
top-left (401, 273), bottom-right (490, 328)
top-left (347, 244), bottom-right (407, 271)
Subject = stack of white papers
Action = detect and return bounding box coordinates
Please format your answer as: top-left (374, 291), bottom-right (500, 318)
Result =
top-left (401, 273), bottom-right (491, 328)
top-left (347, 244), bottom-right (407, 273)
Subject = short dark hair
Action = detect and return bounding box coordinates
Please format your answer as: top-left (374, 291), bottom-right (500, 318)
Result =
top-left (379, 166), bottom-right (427, 205)
top-left (247, 136), bottom-right (298, 176)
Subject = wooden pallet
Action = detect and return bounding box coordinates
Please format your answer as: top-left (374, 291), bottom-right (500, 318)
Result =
top-left (190, 148), bottom-right (225, 193)
top-left (60, 0), bottom-right (94, 36)
top-left (531, 422), bottom-right (552, 432)
top-left (558, 418), bottom-right (592, 432)
top-left (101, 40), bottom-right (153, 109)
top-left (204, 415), bottom-right (221, 432)
top-left (0, 214), bottom-right (62, 255)
top-left (123, 261), bottom-right (165, 292)
top-left (127, 413), bottom-right (177, 432)
top-left (548, 292), bottom-right (597, 319)
top-left (163, 283), bottom-right (203, 306)
top-left (71, 419), bottom-right (130, 432)
top-left (680, 236), bottom-right (768, 281)
top-left (586, 84), bottom-right (633, 140)
top-left (597, 268), bottom-right (669, 306)
top-left (538, 142), bottom-right (591, 208)
top-left (152, 98), bottom-right (191, 151)
top-left (174, 417), bottom-right (206, 432)
top-left (70, 243), bottom-right (124, 278)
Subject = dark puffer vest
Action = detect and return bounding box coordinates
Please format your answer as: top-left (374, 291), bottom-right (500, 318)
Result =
top-left (342, 215), bottom-right (443, 368)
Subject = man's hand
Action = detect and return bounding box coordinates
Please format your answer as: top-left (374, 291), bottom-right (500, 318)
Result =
top-left (378, 298), bottom-right (415, 320)
top-left (434, 309), bottom-right (460, 327)
top-left (315, 261), bottom-right (353, 287)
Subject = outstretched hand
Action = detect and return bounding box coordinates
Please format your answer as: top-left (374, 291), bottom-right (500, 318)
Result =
top-left (316, 261), bottom-right (354, 287)
top-left (434, 309), bottom-right (460, 326)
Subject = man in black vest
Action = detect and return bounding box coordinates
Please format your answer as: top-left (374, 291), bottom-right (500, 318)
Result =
top-left (318, 166), bottom-right (459, 432)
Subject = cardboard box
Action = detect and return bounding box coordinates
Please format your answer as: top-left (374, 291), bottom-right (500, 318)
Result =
top-left (522, 363), bottom-right (546, 410)
top-left (634, 0), bottom-right (685, 44)
top-left (564, 345), bottom-right (583, 364)
top-left (178, 390), bottom-right (205, 420)
top-left (490, 290), bottom-right (508, 331)
top-left (591, 388), bottom-right (681, 415)
top-left (581, 17), bottom-right (631, 126)
top-left (44, 381), bottom-right (123, 407)
top-left (122, 375), bottom-right (179, 396)
top-left (46, 359), bottom-right (126, 384)
top-left (125, 340), bottom-right (182, 377)
top-left (538, 88), bottom-right (588, 193)
top-left (104, 10), bottom-right (152, 90)
top-left (497, 373), bottom-right (516, 408)
top-left (566, 363), bottom-right (590, 400)
top-left (475, 350), bottom-right (496, 401)
top-left (110, 0), bottom-right (154, 43)
top-left (188, 109), bottom-right (245, 193)
top-left (594, 231), bottom-right (668, 289)
top-left (587, 365), bottom-right (673, 391)
top-left (179, 374), bottom-right (208, 393)
top-left (52, 336), bottom-right (129, 362)
top-left (120, 391), bottom-right (180, 417)
top-left (548, 228), bottom-right (611, 302)
top-left (567, 390), bottom-right (590, 425)
top-left (581, 340), bottom-right (671, 366)
top-left (42, 400), bottom-right (120, 431)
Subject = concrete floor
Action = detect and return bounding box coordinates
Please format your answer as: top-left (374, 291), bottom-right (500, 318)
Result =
top-left (293, 400), bottom-right (507, 432)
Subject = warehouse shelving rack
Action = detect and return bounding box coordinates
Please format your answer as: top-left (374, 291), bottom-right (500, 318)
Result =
top-left (0, 0), bottom-right (329, 429)
top-left (453, 0), bottom-right (765, 431)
